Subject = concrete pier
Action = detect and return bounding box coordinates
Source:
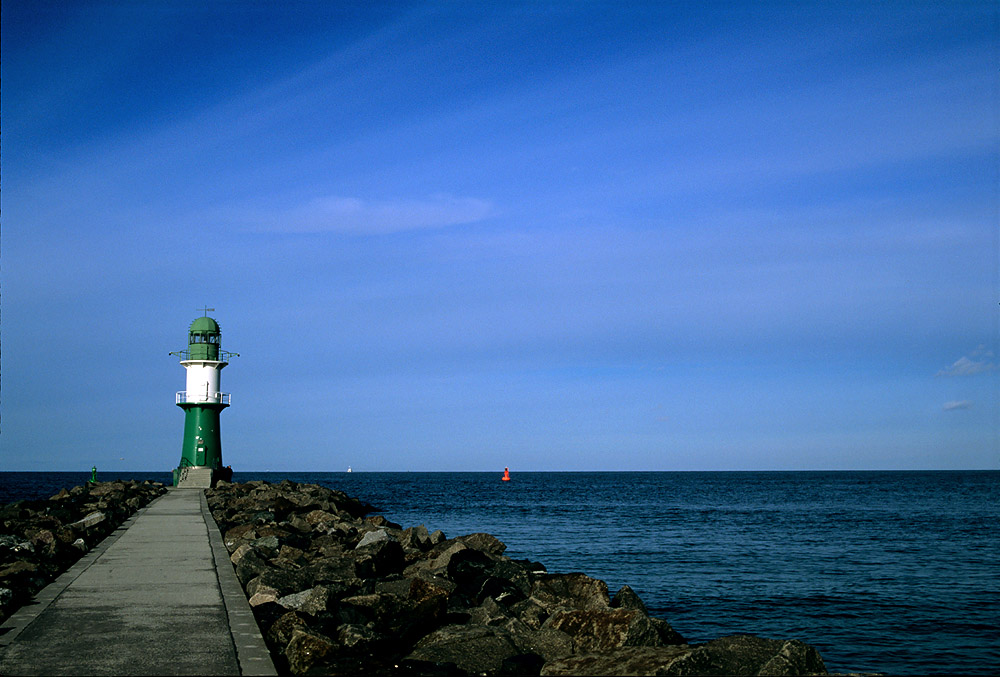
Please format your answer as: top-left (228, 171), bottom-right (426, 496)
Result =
top-left (0, 489), bottom-right (275, 676)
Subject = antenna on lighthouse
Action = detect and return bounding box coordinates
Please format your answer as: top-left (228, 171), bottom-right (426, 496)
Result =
top-left (198, 306), bottom-right (215, 316)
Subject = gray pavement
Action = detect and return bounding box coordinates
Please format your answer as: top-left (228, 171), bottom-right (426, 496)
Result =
top-left (0, 489), bottom-right (276, 676)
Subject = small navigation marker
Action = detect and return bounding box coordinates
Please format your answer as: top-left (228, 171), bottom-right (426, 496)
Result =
top-left (502, 467), bottom-right (511, 482)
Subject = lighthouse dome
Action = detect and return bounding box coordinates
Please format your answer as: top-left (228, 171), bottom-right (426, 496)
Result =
top-left (189, 317), bottom-right (221, 333)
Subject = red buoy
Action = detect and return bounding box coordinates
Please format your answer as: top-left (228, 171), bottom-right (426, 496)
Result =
top-left (501, 467), bottom-right (511, 482)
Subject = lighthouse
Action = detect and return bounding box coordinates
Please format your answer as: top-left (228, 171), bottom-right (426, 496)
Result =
top-left (170, 310), bottom-right (238, 487)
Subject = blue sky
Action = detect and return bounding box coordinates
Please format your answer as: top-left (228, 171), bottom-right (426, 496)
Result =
top-left (2, 1), bottom-right (997, 472)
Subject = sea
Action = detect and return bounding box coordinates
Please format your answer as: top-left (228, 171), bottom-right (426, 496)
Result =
top-left (2, 470), bottom-right (997, 676)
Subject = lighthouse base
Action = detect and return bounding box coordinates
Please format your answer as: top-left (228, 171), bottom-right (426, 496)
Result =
top-left (173, 466), bottom-right (215, 488)
top-left (173, 465), bottom-right (234, 488)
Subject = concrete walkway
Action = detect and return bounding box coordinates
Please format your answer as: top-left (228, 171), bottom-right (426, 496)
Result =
top-left (0, 489), bottom-right (275, 676)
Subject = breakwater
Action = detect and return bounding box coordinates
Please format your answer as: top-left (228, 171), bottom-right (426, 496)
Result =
top-left (0, 480), bottom-right (167, 623)
top-left (208, 479), bottom-right (828, 676)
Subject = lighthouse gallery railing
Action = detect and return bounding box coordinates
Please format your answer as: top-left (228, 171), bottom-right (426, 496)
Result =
top-left (176, 391), bottom-right (231, 405)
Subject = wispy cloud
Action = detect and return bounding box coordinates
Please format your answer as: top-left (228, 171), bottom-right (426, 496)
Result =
top-left (936, 346), bottom-right (995, 376)
top-left (943, 400), bottom-right (973, 411)
top-left (243, 194), bottom-right (493, 235)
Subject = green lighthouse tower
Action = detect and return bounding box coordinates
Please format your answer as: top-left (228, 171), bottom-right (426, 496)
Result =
top-left (170, 311), bottom-right (238, 487)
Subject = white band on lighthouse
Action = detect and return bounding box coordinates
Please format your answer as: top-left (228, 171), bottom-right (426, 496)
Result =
top-left (181, 360), bottom-right (227, 403)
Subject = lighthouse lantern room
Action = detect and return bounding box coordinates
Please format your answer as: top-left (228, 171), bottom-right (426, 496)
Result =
top-left (170, 312), bottom-right (238, 487)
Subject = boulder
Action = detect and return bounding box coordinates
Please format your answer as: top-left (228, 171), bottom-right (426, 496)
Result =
top-left (276, 545), bottom-right (307, 566)
top-left (406, 624), bottom-right (523, 675)
top-left (337, 623), bottom-right (381, 651)
top-left (308, 555), bottom-right (359, 583)
top-left (355, 529), bottom-right (391, 549)
top-left (666, 635), bottom-right (828, 676)
top-left (252, 535), bottom-right (282, 558)
top-left (230, 543), bottom-right (254, 566)
top-left (458, 532), bottom-right (507, 556)
top-left (253, 567), bottom-right (312, 597)
top-left (509, 598), bottom-right (551, 630)
top-left (340, 587), bottom-right (446, 639)
top-left (277, 586), bottom-right (331, 615)
top-left (284, 628), bottom-right (334, 675)
top-left (401, 524), bottom-right (433, 551)
top-left (234, 548), bottom-right (270, 586)
top-left (542, 608), bottom-right (672, 653)
top-left (540, 645), bottom-right (692, 676)
top-left (69, 511), bottom-right (106, 530)
top-left (540, 636), bottom-right (827, 676)
top-left (224, 524), bottom-right (258, 553)
top-left (611, 584), bottom-right (648, 614)
top-left (249, 588), bottom-right (280, 607)
top-left (305, 509), bottom-right (339, 527)
top-left (354, 538), bottom-right (405, 578)
top-left (530, 573), bottom-right (611, 612)
top-left (501, 617), bottom-right (575, 662)
top-left (366, 515), bottom-right (402, 530)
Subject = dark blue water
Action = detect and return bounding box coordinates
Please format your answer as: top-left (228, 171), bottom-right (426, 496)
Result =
top-left (2, 470), bottom-right (997, 675)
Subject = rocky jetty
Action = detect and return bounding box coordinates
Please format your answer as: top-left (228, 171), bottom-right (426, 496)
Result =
top-left (0, 479), bottom-right (167, 623)
top-left (207, 480), bottom-right (828, 676)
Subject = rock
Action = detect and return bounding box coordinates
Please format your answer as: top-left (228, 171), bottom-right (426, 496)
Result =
top-left (366, 515), bottom-right (402, 530)
top-left (355, 538), bottom-right (405, 578)
top-left (542, 608), bottom-right (670, 652)
top-left (230, 543), bottom-right (254, 566)
top-left (287, 515), bottom-right (311, 533)
top-left (337, 623), bottom-right (381, 651)
top-left (305, 509), bottom-right (338, 527)
top-left (479, 559), bottom-right (533, 607)
top-left (276, 545), bottom-right (307, 565)
top-left (611, 584), bottom-right (648, 614)
top-left (530, 573), bottom-right (611, 612)
top-left (468, 596), bottom-right (509, 626)
top-left (253, 567), bottom-right (312, 597)
top-left (355, 529), bottom-right (391, 549)
top-left (224, 524), bottom-right (258, 552)
top-left (69, 511), bottom-right (106, 530)
top-left (429, 529), bottom-right (446, 545)
top-left (401, 524), bottom-right (433, 551)
top-left (447, 548), bottom-right (496, 594)
top-left (458, 532), bottom-right (508, 556)
top-left (340, 587), bottom-right (445, 640)
top-left (234, 548), bottom-right (270, 586)
top-left (668, 635), bottom-right (828, 676)
top-left (540, 636), bottom-right (827, 676)
top-left (308, 555), bottom-right (362, 585)
top-left (502, 618), bottom-right (575, 662)
top-left (71, 538), bottom-right (88, 553)
top-left (0, 561), bottom-right (38, 578)
top-left (277, 586), bottom-right (331, 616)
top-left (510, 598), bottom-right (551, 630)
top-left (540, 645), bottom-right (693, 676)
top-left (252, 535), bottom-right (281, 558)
top-left (284, 628), bottom-right (334, 675)
top-left (249, 588), bottom-right (280, 607)
top-left (266, 610), bottom-right (308, 647)
top-left (649, 617), bottom-right (686, 645)
top-left (411, 541), bottom-right (468, 576)
top-left (406, 624), bottom-right (523, 675)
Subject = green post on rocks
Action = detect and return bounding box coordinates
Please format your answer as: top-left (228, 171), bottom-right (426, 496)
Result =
top-left (170, 310), bottom-right (238, 488)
